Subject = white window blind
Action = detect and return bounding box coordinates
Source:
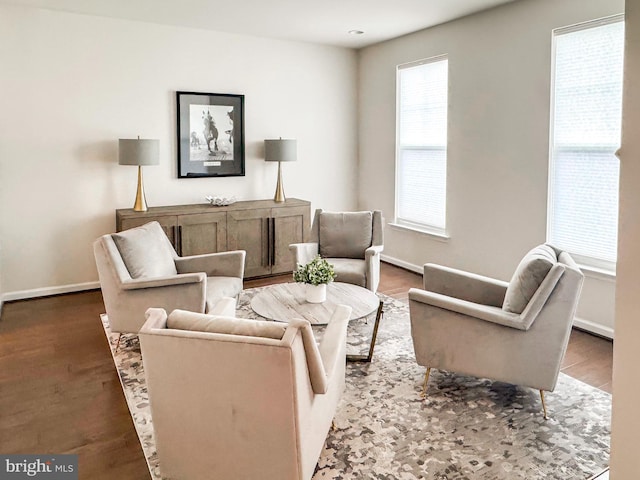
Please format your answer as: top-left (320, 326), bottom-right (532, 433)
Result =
top-left (396, 56), bottom-right (448, 234)
top-left (548, 16), bottom-right (624, 270)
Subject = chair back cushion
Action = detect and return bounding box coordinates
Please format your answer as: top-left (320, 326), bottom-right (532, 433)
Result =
top-left (503, 244), bottom-right (557, 314)
top-left (319, 211), bottom-right (373, 259)
top-left (167, 309), bottom-right (286, 340)
top-left (112, 221), bottom-right (177, 279)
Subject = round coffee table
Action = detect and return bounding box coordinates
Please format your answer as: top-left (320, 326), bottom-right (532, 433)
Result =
top-left (250, 282), bottom-right (383, 362)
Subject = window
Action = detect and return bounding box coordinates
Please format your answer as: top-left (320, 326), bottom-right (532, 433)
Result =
top-left (548, 16), bottom-right (624, 271)
top-left (396, 56), bottom-right (448, 236)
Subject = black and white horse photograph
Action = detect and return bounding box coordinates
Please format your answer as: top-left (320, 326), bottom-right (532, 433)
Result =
top-left (188, 105), bottom-right (234, 161)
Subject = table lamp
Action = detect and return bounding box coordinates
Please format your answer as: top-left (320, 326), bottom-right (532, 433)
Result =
top-left (264, 138), bottom-right (297, 203)
top-left (119, 137), bottom-right (159, 212)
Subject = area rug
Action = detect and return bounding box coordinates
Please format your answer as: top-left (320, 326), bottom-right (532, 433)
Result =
top-left (101, 288), bottom-right (611, 479)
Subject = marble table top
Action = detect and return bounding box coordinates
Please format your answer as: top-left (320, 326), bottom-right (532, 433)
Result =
top-left (250, 282), bottom-right (380, 325)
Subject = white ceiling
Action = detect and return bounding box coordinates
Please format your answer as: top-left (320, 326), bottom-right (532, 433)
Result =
top-left (1, 0), bottom-right (520, 48)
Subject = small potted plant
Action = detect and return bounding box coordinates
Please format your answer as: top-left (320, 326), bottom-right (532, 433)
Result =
top-left (293, 255), bottom-right (337, 303)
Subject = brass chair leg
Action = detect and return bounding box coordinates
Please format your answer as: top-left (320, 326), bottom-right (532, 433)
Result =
top-left (540, 390), bottom-right (549, 420)
top-left (115, 333), bottom-right (123, 352)
top-left (421, 367), bottom-right (432, 398)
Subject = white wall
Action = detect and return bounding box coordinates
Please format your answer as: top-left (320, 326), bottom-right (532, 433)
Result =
top-left (610, 0), bottom-right (640, 477)
top-left (357, 0), bottom-right (623, 336)
top-left (0, 5), bottom-right (358, 297)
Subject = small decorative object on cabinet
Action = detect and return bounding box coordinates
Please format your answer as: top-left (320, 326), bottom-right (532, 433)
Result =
top-left (205, 195), bottom-right (237, 206)
top-left (293, 255), bottom-right (337, 303)
top-left (116, 198), bottom-right (310, 278)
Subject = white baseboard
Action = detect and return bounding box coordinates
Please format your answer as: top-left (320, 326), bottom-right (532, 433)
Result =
top-left (381, 254), bottom-right (422, 274)
top-left (381, 254), bottom-right (614, 340)
top-left (2, 281), bottom-right (100, 302)
top-left (573, 317), bottom-right (614, 339)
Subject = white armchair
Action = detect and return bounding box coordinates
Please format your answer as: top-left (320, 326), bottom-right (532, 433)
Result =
top-left (93, 221), bottom-right (245, 334)
top-left (139, 304), bottom-right (352, 480)
top-left (290, 209), bottom-right (384, 292)
top-left (409, 244), bottom-right (584, 418)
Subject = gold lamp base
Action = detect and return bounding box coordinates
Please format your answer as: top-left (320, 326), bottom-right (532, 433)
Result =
top-left (133, 165), bottom-right (148, 212)
top-left (274, 161), bottom-right (286, 203)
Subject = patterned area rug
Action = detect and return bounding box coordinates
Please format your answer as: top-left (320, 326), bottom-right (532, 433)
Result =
top-left (101, 288), bottom-right (611, 480)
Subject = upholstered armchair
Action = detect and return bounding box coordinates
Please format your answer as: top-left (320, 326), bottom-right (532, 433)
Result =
top-left (290, 209), bottom-right (384, 292)
top-left (139, 304), bottom-right (352, 480)
top-left (408, 244), bottom-right (584, 418)
top-left (93, 221), bottom-right (245, 335)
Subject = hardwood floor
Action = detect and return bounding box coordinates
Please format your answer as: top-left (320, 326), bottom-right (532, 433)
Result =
top-left (0, 262), bottom-right (613, 478)
top-left (0, 290), bottom-right (149, 479)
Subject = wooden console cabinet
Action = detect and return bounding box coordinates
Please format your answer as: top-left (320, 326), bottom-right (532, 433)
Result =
top-left (116, 198), bottom-right (310, 278)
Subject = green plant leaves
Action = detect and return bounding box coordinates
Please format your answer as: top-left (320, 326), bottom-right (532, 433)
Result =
top-left (293, 255), bottom-right (337, 286)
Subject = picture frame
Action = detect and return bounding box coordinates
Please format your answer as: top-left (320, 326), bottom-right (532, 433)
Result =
top-left (176, 91), bottom-right (245, 178)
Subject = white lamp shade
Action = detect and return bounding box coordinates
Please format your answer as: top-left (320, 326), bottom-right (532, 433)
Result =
top-left (264, 139), bottom-right (297, 162)
top-left (119, 139), bottom-right (160, 166)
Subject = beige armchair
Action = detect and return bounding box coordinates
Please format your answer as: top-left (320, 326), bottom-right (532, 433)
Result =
top-left (93, 221), bottom-right (245, 335)
top-left (290, 209), bottom-right (384, 292)
top-left (408, 244), bottom-right (584, 418)
top-left (139, 304), bottom-right (352, 480)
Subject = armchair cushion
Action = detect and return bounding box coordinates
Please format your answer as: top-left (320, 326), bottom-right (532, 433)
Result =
top-left (112, 222), bottom-right (177, 279)
top-left (503, 244), bottom-right (557, 314)
top-left (325, 258), bottom-right (366, 287)
top-left (319, 211), bottom-right (372, 259)
top-left (205, 276), bottom-right (244, 312)
top-left (167, 309), bottom-right (286, 339)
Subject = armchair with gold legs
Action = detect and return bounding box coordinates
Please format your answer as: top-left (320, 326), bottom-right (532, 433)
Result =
top-left (139, 304), bottom-right (352, 480)
top-left (408, 244), bottom-right (584, 419)
top-left (93, 221), bottom-right (245, 341)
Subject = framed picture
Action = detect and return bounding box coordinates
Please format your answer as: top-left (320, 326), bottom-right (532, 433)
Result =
top-left (176, 91), bottom-right (245, 178)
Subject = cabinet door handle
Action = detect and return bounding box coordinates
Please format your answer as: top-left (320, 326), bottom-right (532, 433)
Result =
top-left (177, 225), bottom-right (182, 256)
top-left (271, 217), bottom-right (276, 267)
top-left (265, 217), bottom-right (271, 267)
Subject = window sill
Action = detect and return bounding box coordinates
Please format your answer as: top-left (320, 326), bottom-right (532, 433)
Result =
top-left (558, 251), bottom-right (616, 282)
top-left (388, 223), bottom-right (450, 242)
top-left (578, 264), bottom-right (616, 283)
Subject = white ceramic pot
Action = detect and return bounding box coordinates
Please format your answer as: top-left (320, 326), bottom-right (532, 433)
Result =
top-left (306, 283), bottom-right (327, 303)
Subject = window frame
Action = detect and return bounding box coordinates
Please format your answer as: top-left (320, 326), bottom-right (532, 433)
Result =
top-left (546, 14), bottom-right (624, 274)
top-left (394, 55), bottom-right (449, 238)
